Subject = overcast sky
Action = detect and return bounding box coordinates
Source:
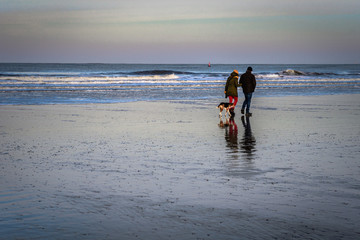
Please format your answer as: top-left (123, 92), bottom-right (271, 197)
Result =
top-left (1, 0), bottom-right (359, 64)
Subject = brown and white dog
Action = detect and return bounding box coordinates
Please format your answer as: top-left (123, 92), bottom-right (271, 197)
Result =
top-left (216, 102), bottom-right (234, 118)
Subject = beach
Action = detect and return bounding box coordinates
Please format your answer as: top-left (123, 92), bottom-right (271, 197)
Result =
top-left (1, 94), bottom-right (360, 239)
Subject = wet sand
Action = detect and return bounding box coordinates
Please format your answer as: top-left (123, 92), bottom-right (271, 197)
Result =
top-left (1, 94), bottom-right (360, 239)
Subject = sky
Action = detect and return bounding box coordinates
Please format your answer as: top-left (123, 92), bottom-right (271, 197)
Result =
top-left (1, 0), bottom-right (359, 64)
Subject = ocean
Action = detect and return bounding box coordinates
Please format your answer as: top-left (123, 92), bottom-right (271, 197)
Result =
top-left (0, 63), bottom-right (359, 105)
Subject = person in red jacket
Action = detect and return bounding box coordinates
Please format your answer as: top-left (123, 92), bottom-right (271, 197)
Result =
top-left (239, 67), bottom-right (256, 116)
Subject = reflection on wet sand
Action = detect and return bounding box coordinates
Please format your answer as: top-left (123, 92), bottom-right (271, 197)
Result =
top-left (221, 118), bottom-right (239, 153)
top-left (219, 116), bottom-right (256, 177)
top-left (240, 116), bottom-right (256, 161)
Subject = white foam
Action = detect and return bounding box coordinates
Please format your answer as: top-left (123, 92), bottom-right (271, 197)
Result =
top-left (256, 74), bottom-right (281, 79)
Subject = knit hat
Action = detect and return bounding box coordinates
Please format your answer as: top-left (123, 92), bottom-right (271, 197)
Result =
top-left (247, 66), bottom-right (253, 71)
top-left (233, 69), bottom-right (239, 74)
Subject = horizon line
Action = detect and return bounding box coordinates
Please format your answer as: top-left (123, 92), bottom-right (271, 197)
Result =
top-left (1, 62), bottom-right (359, 65)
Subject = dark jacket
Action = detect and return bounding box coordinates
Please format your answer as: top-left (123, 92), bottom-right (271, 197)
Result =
top-left (225, 71), bottom-right (241, 97)
top-left (240, 71), bottom-right (256, 94)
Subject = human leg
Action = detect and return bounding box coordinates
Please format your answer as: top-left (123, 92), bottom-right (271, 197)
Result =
top-left (232, 96), bottom-right (238, 108)
top-left (228, 96), bottom-right (234, 104)
top-left (245, 93), bottom-right (253, 114)
top-left (241, 93), bottom-right (253, 114)
top-left (228, 96), bottom-right (237, 118)
top-left (241, 94), bottom-right (247, 114)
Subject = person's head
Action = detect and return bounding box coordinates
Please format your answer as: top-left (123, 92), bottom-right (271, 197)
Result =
top-left (247, 66), bottom-right (253, 72)
top-left (233, 69), bottom-right (239, 74)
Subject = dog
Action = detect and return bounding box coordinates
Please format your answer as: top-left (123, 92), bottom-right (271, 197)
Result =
top-left (216, 102), bottom-right (235, 118)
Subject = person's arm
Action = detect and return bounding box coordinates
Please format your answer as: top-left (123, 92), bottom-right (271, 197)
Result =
top-left (236, 76), bottom-right (241, 87)
top-left (239, 75), bottom-right (243, 85)
top-left (225, 77), bottom-right (230, 95)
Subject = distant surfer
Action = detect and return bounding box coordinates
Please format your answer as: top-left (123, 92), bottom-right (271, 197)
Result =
top-left (224, 70), bottom-right (241, 117)
top-left (239, 67), bottom-right (256, 117)
top-left (208, 62), bottom-right (211, 67)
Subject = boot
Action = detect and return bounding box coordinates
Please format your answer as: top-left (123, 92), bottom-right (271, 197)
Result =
top-left (229, 109), bottom-right (235, 118)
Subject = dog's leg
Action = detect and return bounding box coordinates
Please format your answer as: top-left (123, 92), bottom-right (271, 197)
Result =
top-left (226, 108), bottom-right (232, 118)
top-left (219, 106), bottom-right (224, 118)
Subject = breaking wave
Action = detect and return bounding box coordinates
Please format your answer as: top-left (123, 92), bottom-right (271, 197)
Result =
top-left (130, 70), bottom-right (194, 75)
top-left (281, 69), bottom-right (305, 75)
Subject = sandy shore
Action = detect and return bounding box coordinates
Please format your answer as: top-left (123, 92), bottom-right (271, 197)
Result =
top-left (1, 94), bottom-right (360, 239)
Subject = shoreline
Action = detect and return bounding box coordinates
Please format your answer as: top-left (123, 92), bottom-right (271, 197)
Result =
top-left (0, 92), bottom-right (359, 106)
top-left (1, 94), bottom-right (359, 239)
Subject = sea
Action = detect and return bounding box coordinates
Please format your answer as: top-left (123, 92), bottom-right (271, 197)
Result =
top-left (0, 63), bottom-right (359, 105)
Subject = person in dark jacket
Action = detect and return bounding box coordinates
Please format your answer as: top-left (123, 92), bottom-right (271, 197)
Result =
top-left (224, 70), bottom-right (241, 115)
top-left (239, 66), bottom-right (256, 116)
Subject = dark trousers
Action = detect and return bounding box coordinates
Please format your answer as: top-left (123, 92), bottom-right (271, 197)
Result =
top-left (241, 93), bottom-right (253, 113)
